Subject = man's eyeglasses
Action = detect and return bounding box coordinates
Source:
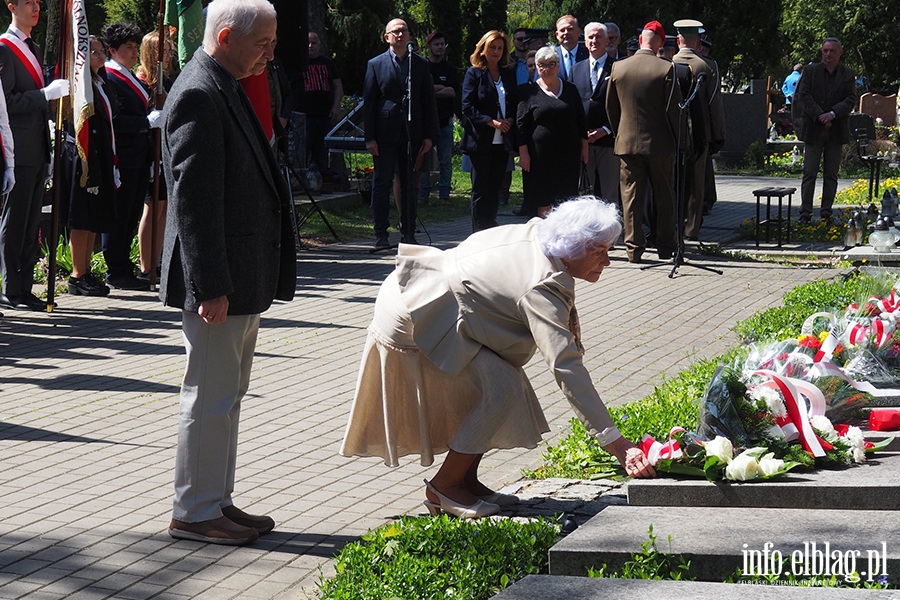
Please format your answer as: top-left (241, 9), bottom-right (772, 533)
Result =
top-left (537, 61), bottom-right (558, 70)
top-left (387, 28), bottom-right (408, 36)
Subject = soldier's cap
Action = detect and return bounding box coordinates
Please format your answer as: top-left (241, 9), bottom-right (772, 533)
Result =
top-left (673, 19), bottom-right (704, 35)
top-left (642, 20), bottom-right (665, 39)
top-left (426, 31), bottom-right (445, 45)
top-left (701, 36), bottom-right (713, 49)
top-left (626, 36), bottom-right (640, 51)
top-left (664, 35), bottom-right (677, 47)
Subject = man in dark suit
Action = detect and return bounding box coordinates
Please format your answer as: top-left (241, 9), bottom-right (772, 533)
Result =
top-left (0, 0), bottom-right (69, 311)
top-left (605, 22), bottom-right (622, 63)
top-left (160, 0), bottom-right (296, 546)
top-left (606, 21), bottom-right (681, 263)
top-left (363, 18), bottom-right (439, 248)
top-left (554, 15), bottom-right (588, 82)
top-left (792, 37), bottom-right (856, 223)
top-left (572, 22), bottom-right (617, 204)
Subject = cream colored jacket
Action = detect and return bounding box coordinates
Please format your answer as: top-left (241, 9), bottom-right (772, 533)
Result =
top-left (396, 220), bottom-right (621, 445)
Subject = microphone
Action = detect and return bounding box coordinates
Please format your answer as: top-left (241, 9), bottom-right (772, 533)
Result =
top-left (696, 72), bottom-right (707, 84)
top-left (407, 41), bottom-right (414, 54)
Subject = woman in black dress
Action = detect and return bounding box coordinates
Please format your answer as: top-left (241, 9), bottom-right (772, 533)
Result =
top-left (64, 36), bottom-right (118, 296)
top-left (517, 45), bottom-right (587, 217)
top-left (460, 30), bottom-right (518, 231)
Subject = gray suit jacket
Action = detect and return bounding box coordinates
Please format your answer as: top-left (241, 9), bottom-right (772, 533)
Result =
top-left (792, 61), bottom-right (856, 145)
top-left (160, 50), bottom-right (296, 315)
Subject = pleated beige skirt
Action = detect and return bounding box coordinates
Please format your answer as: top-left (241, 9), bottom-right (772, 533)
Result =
top-left (340, 272), bottom-right (550, 467)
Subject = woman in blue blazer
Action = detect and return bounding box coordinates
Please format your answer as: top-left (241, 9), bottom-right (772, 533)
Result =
top-left (460, 31), bottom-right (519, 232)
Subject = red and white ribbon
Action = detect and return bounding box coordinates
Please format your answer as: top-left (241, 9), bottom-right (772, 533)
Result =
top-left (640, 427), bottom-right (686, 466)
top-left (753, 370), bottom-right (826, 457)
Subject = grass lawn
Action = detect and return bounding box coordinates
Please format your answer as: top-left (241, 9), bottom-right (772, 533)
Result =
top-left (297, 153), bottom-right (523, 245)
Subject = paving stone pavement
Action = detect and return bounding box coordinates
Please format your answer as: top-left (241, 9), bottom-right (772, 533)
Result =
top-left (0, 176), bottom-right (851, 599)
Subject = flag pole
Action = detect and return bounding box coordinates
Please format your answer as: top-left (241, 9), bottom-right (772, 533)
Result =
top-left (47, 0), bottom-right (69, 312)
top-left (148, 0), bottom-right (165, 291)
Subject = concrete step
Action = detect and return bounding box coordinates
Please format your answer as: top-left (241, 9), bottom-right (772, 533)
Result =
top-left (492, 575), bottom-right (893, 599)
top-left (549, 505), bottom-right (899, 584)
top-left (627, 450), bottom-right (900, 510)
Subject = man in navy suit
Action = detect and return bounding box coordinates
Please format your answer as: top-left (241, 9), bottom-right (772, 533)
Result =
top-left (572, 22), bottom-right (618, 204)
top-left (0, 0), bottom-right (68, 311)
top-left (554, 15), bottom-right (588, 82)
top-left (161, 0), bottom-right (296, 546)
top-left (363, 18), bottom-right (439, 248)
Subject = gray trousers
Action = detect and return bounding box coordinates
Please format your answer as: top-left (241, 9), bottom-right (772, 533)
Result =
top-left (0, 165), bottom-right (45, 296)
top-left (173, 311), bottom-right (260, 522)
top-left (801, 138), bottom-right (843, 218)
top-left (584, 145), bottom-right (620, 205)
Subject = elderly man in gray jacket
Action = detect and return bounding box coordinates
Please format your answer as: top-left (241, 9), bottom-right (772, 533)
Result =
top-left (160, 0), bottom-right (296, 545)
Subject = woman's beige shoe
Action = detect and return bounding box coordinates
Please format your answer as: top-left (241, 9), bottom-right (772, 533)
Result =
top-left (423, 479), bottom-right (500, 518)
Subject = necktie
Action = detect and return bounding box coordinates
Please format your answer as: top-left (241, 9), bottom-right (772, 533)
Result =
top-left (566, 52), bottom-right (574, 81)
top-left (25, 37), bottom-right (42, 63)
top-left (590, 60), bottom-right (599, 90)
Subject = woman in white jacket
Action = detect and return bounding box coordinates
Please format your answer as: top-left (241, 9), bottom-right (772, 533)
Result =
top-left (341, 196), bottom-right (655, 518)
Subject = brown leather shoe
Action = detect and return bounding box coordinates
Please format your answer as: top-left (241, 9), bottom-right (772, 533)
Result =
top-left (222, 504), bottom-right (276, 535)
top-left (168, 516), bottom-right (259, 545)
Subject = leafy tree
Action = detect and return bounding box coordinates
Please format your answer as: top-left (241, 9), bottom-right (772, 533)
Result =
top-left (325, 0), bottom-right (395, 95)
top-left (102, 0), bottom-right (158, 34)
top-left (782, 0), bottom-right (900, 93)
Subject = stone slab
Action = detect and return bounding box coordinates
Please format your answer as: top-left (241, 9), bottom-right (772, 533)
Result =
top-left (842, 246), bottom-right (900, 266)
top-left (492, 575), bottom-right (895, 599)
top-left (549, 505), bottom-right (900, 583)
top-left (627, 451), bottom-right (900, 510)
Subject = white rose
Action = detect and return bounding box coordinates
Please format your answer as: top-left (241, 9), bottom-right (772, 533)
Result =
top-left (843, 426), bottom-right (866, 464)
top-left (725, 452), bottom-right (760, 481)
top-left (750, 386), bottom-right (787, 419)
top-left (704, 436), bottom-right (734, 464)
top-left (810, 415), bottom-right (838, 443)
top-left (758, 452), bottom-right (785, 477)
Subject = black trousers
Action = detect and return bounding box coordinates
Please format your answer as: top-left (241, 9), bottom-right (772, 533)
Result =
top-left (0, 164), bottom-right (45, 296)
top-left (102, 165), bottom-right (148, 279)
top-left (469, 145), bottom-right (509, 232)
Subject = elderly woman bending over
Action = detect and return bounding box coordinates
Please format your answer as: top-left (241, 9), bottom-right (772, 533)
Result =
top-left (341, 197), bottom-right (654, 518)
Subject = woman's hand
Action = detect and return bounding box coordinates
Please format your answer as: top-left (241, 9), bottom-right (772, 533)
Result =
top-left (518, 146), bottom-right (530, 172)
top-left (604, 437), bottom-right (656, 478)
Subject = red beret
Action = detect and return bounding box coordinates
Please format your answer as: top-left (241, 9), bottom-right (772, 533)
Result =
top-left (642, 20), bottom-right (665, 39)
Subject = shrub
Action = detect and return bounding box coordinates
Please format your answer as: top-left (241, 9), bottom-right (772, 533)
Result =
top-left (317, 515), bottom-right (561, 600)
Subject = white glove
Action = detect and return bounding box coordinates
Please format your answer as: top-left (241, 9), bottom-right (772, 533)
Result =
top-left (114, 166), bottom-right (122, 189)
top-left (42, 79), bottom-right (70, 101)
top-left (1, 167), bottom-right (14, 195)
top-left (147, 109), bottom-right (162, 129)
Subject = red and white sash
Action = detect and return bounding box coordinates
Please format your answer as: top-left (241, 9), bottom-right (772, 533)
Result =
top-left (0, 32), bottom-right (44, 88)
top-left (104, 59), bottom-right (149, 112)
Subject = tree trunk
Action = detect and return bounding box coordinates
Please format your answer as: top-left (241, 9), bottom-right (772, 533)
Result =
top-left (308, 0), bottom-right (328, 52)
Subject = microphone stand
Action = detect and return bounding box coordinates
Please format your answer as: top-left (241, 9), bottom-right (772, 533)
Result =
top-left (405, 42), bottom-right (415, 244)
top-left (642, 70), bottom-right (722, 278)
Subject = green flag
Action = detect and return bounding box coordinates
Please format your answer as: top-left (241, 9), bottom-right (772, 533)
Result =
top-left (165, 0), bottom-right (205, 68)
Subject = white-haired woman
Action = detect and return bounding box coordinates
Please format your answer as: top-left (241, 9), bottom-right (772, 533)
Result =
top-left (341, 197), bottom-right (654, 519)
top-left (516, 45), bottom-right (587, 218)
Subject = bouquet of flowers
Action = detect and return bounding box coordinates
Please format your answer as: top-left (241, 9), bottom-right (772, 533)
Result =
top-left (640, 365), bottom-right (890, 482)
